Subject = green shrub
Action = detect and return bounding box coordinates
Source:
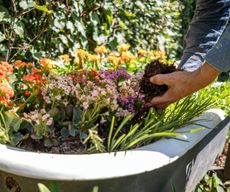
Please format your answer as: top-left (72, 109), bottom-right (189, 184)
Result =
top-left (0, 0), bottom-right (195, 62)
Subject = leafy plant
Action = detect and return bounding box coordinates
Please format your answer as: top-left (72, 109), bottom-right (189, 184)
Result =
top-left (194, 172), bottom-right (230, 192)
top-left (0, 45), bottom-right (217, 154)
top-left (107, 93), bottom-right (215, 152)
top-left (0, 0), bottom-right (190, 62)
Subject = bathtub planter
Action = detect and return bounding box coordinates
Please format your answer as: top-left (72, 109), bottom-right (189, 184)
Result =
top-left (0, 109), bottom-right (229, 192)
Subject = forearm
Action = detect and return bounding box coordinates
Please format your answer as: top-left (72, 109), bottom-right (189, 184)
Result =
top-left (190, 62), bottom-right (220, 92)
top-left (150, 62), bottom-right (220, 108)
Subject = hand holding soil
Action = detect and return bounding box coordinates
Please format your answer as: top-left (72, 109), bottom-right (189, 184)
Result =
top-left (144, 61), bottom-right (220, 109)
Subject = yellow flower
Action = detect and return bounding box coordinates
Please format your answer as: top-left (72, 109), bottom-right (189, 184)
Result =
top-left (73, 58), bottom-right (80, 65)
top-left (152, 51), bottom-right (167, 62)
top-left (74, 49), bottom-right (88, 59)
top-left (94, 45), bottom-right (108, 54)
top-left (106, 55), bottom-right (120, 66)
top-left (117, 44), bottom-right (130, 52)
top-left (120, 51), bottom-right (136, 63)
top-left (58, 54), bottom-right (71, 62)
top-left (39, 58), bottom-right (54, 71)
top-left (137, 49), bottom-right (148, 56)
top-left (87, 54), bottom-right (99, 62)
top-left (108, 52), bottom-right (119, 57)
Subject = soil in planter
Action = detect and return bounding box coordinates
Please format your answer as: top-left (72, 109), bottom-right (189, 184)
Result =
top-left (139, 60), bottom-right (179, 102)
top-left (20, 137), bottom-right (88, 154)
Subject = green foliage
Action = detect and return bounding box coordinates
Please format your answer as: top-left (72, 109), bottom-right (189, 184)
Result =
top-left (106, 93), bottom-right (215, 152)
top-left (38, 182), bottom-right (59, 192)
top-left (0, 0), bottom-right (192, 62)
top-left (207, 81), bottom-right (230, 116)
top-left (194, 172), bottom-right (230, 192)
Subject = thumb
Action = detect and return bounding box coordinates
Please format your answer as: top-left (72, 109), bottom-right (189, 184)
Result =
top-left (150, 74), bottom-right (171, 85)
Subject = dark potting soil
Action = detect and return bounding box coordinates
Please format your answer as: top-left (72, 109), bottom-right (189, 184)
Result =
top-left (20, 138), bottom-right (88, 154)
top-left (139, 60), bottom-right (178, 102)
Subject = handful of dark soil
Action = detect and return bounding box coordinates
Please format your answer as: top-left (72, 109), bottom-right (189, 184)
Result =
top-left (139, 60), bottom-right (179, 102)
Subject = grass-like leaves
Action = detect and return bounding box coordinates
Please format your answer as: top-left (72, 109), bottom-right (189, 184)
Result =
top-left (106, 91), bottom-right (215, 152)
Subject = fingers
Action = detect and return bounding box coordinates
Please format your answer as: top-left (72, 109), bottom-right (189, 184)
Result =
top-left (151, 93), bottom-right (173, 109)
top-left (150, 73), bottom-right (173, 85)
top-left (150, 74), bottom-right (166, 85)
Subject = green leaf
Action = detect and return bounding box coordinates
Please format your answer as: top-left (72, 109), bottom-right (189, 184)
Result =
top-left (66, 21), bottom-right (74, 34)
top-left (49, 181), bottom-right (59, 192)
top-left (103, 9), bottom-right (113, 25)
top-left (44, 138), bottom-right (53, 148)
top-left (92, 186), bottom-right (99, 192)
top-left (72, 107), bottom-right (82, 124)
top-left (34, 4), bottom-right (54, 14)
top-left (0, 6), bottom-right (11, 23)
top-left (90, 12), bottom-right (99, 26)
top-left (135, 1), bottom-right (145, 9)
top-left (59, 34), bottom-right (68, 46)
top-left (107, 116), bottom-right (115, 151)
top-left (19, 0), bottom-right (35, 10)
top-left (38, 183), bottom-right (51, 192)
top-left (60, 127), bottom-right (69, 138)
top-left (0, 32), bottom-right (5, 42)
top-left (13, 21), bottom-right (24, 38)
top-left (75, 20), bottom-right (86, 37)
top-left (10, 132), bottom-right (24, 146)
top-left (4, 111), bottom-right (22, 132)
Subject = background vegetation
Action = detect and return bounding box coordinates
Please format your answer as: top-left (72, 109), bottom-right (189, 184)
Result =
top-left (0, 0), bottom-right (195, 63)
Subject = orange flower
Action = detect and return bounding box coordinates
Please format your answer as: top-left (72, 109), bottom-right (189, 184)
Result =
top-left (108, 52), bottom-right (119, 57)
top-left (117, 44), bottom-right (130, 52)
top-left (23, 74), bottom-right (46, 83)
top-left (137, 49), bottom-right (148, 56)
top-left (39, 58), bottom-right (54, 71)
top-left (106, 55), bottom-right (120, 66)
top-left (59, 54), bottom-right (71, 62)
top-left (0, 61), bottom-right (13, 74)
top-left (32, 68), bottom-right (43, 74)
top-left (152, 51), bottom-right (167, 62)
top-left (120, 51), bottom-right (136, 63)
top-left (0, 61), bottom-right (13, 81)
top-left (74, 49), bottom-right (88, 59)
top-left (0, 83), bottom-right (14, 106)
top-left (0, 83), bottom-right (14, 99)
top-left (94, 45), bottom-right (108, 54)
top-left (13, 60), bottom-right (28, 68)
top-left (73, 58), bottom-right (80, 65)
top-left (87, 54), bottom-right (99, 62)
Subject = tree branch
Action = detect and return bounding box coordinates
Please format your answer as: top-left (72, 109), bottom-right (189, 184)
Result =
top-left (11, 0), bottom-right (17, 17)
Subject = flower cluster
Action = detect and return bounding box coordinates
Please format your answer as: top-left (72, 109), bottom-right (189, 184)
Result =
top-left (99, 68), bottom-right (131, 82)
top-left (23, 109), bottom-right (53, 138)
top-left (0, 45), bottom-right (169, 153)
top-left (0, 62), bottom-right (14, 106)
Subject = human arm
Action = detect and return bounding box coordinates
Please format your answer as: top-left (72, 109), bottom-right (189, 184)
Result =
top-left (150, 62), bottom-right (220, 109)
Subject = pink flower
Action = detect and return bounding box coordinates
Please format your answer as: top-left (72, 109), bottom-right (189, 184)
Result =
top-left (91, 90), bottom-right (98, 97)
top-left (83, 101), bottom-right (89, 109)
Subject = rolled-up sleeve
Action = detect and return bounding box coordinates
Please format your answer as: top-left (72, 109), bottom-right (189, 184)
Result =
top-left (205, 23), bottom-right (230, 72)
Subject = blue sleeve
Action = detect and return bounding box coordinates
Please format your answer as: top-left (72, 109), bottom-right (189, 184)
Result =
top-left (205, 23), bottom-right (230, 72)
top-left (178, 0), bottom-right (230, 72)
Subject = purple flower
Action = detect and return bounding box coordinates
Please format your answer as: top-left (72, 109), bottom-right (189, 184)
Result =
top-left (99, 68), bottom-right (130, 82)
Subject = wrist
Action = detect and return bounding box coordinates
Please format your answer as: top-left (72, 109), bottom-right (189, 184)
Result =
top-left (192, 62), bottom-right (220, 90)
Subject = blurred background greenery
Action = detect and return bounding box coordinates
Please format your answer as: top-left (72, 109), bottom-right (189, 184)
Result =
top-left (0, 0), bottom-right (195, 63)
